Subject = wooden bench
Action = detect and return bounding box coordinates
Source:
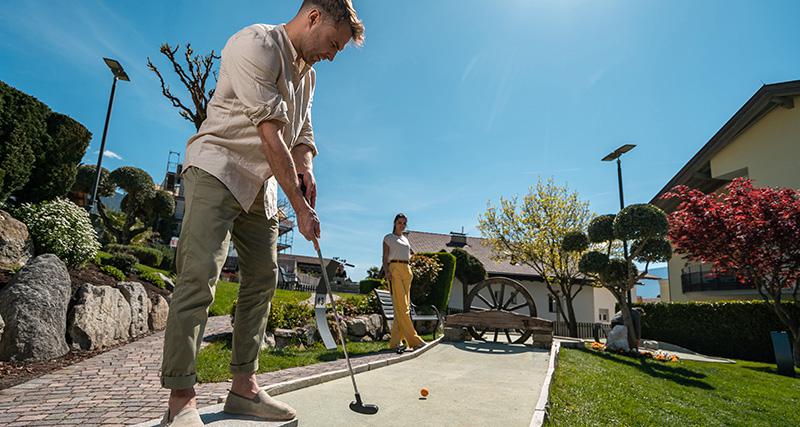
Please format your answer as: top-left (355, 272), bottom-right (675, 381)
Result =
top-left (373, 289), bottom-right (442, 339)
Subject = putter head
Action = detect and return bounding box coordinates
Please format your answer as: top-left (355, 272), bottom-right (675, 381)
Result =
top-left (349, 401), bottom-right (379, 415)
top-left (349, 393), bottom-right (379, 415)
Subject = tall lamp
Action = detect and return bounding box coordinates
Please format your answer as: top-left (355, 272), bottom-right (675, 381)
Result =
top-left (601, 143), bottom-right (636, 304)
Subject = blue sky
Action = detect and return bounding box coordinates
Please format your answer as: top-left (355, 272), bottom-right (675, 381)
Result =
top-left (2, 1), bottom-right (799, 289)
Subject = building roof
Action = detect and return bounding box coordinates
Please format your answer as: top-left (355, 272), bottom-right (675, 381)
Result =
top-left (278, 253), bottom-right (334, 266)
top-left (650, 80), bottom-right (800, 212)
top-left (405, 230), bottom-right (544, 280)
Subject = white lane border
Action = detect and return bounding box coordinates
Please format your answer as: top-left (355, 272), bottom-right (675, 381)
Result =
top-left (529, 339), bottom-right (561, 427)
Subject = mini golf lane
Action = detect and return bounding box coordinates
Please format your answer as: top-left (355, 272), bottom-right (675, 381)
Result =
top-left (280, 341), bottom-right (549, 427)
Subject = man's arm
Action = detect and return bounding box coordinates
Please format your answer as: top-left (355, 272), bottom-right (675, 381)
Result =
top-left (291, 144), bottom-right (316, 209)
top-left (257, 120), bottom-right (320, 245)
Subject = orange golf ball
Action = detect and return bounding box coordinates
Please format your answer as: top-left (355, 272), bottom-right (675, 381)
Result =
top-left (420, 387), bottom-right (429, 397)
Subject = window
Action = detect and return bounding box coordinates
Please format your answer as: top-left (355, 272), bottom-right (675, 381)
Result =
top-left (548, 295), bottom-right (557, 313)
top-left (599, 308), bottom-right (609, 322)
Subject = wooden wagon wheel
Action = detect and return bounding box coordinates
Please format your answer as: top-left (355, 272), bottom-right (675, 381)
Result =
top-left (465, 277), bottom-right (537, 344)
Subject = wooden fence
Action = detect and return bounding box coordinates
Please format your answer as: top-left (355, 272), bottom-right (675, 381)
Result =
top-left (554, 321), bottom-right (611, 339)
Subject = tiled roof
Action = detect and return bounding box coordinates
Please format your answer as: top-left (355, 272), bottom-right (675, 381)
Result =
top-left (405, 230), bottom-right (543, 280)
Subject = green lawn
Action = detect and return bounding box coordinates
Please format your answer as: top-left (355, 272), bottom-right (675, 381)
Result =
top-left (546, 346), bottom-right (800, 427)
top-left (197, 333), bottom-right (436, 382)
top-left (209, 281), bottom-right (312, 317)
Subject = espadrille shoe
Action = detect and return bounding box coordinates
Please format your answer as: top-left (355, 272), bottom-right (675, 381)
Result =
top-left (223, 389), bottom-right (296, 421)
top-left (159, 406), bottom-right (204, 427)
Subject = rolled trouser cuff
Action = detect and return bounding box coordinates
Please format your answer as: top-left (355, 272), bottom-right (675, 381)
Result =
top-left (230, 359), bottom-right (259, 375)
top-left (161, 373), bottom-right (197, 390)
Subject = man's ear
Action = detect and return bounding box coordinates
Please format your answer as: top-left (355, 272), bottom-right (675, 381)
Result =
top-left (307, 8), bottom-right (321, 28)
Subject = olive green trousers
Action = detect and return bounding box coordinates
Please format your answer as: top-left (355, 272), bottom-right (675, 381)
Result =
top-left (161, 167), bottom-right (278, 390)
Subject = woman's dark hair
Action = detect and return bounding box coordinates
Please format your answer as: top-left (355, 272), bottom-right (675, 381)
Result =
top-left (393, 213), bottom-right (408, 234)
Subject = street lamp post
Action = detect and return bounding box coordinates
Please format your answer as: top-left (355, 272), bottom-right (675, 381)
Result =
top-left (88, 58), bottom-right (129, 214)
top-left (602, 143), bottom-right (636, 304)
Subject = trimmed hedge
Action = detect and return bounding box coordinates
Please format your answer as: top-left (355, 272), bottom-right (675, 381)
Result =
top-left (412, 251), bottom-right (455, 312)
top-left (106, 253), bottom-right (138, 275)
top-left (359, 278), bottom-right (385, 294)
top-left (634, 300), bottom-right (800, 363)
top-left (107, 244), bottom-right (163, 268)
top-left (99, 265), bottom-right (126, 281)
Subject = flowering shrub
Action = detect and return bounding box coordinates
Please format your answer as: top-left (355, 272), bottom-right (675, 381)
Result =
top-left (14, 198), bottom-right (100, 267)
top-left (409, 254), bottom-right (442, 304)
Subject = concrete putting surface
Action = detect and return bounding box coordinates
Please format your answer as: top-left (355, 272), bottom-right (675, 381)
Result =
top-left (136, 340), bottom-right (550, 426)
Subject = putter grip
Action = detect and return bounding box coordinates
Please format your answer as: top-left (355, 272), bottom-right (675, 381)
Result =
top-left (298, 174), bottom-right (308, 202)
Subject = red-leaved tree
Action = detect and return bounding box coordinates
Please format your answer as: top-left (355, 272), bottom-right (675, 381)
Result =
top-left (663, 178), bottom-right (800, 366)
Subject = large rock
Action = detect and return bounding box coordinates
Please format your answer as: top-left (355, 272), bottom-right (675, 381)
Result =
top-left (115, 282), bottom-right (151, 338)
top-left (0, 210), bottom-right (33, 271)
top-left (365, 314), bottom-right (384, 339)
top-left (0, 255), bottom-right (71, 361)
top-left (68, 283), bottom-right (131, 350)
top-left (261, 331), bottom-right (276, 350)
top-left (158, 273), bottom-right (175, 292)
top-left (606, 325), bottom-right (630, 352)
top-left (148, 295), bottom-right (169, 330)
top-left (345, 317), bottom-right (367, 337)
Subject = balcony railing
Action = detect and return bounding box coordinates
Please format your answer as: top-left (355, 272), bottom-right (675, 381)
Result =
top-left (681, 271), bottom-right (752, 293)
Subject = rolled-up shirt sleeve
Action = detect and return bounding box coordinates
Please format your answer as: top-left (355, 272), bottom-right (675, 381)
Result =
top-left (292, 107), bottom-right (317, 156)
top-left (221, 28), bottom-right (289, 127)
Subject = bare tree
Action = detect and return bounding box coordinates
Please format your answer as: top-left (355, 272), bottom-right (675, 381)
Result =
top-left (147, 43), bottom-right (219, 130)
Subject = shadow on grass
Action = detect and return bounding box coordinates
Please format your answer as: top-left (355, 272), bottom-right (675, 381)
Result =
top-left (742, 365), bottom-right (799, 378)
top-left (582, 348), bottom-right (715, 390)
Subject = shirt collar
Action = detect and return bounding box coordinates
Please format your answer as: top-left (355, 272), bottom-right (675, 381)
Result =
top-left (279, 24), bottom-right (311, 77)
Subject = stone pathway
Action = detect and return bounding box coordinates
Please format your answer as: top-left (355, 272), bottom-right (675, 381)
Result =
top-left (0, 316), bottom-right (402, 426)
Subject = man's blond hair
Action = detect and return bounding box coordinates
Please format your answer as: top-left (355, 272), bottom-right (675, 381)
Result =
top-left (302, 0), bottom-right (365, 46)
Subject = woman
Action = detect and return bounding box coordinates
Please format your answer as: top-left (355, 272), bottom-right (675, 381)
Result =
top-left (382, 213), bottom-right (427, 353)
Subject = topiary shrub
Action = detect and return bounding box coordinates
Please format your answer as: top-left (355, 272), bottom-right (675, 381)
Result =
top-left (410, 254), bottom-right (442, 306)
top-left (411, 252), bottom-right (456, 312)
top-left (99, 264), bottom-right (126, 281)
top-left (451, 247), bottom-right (486, 286)
top-left (359, 278), bottom-right (386, 294)
top-left (106, 253), bottom-right (138, 275)
top-left (138, 270), bottom-right (166, 289)
top-left (13, 198), bottom-right (100, 266)
top-left (105, 244), bottom-right (164, 268)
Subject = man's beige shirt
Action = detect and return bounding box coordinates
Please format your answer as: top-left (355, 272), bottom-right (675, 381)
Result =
top-left (184, 24), bottom-right (316, 217)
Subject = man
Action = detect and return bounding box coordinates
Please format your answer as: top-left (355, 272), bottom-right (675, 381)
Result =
top-left (159, 2), bottom-right (364, 425)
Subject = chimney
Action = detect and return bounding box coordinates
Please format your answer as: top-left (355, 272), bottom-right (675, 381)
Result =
top-left (448, 231), bottom-right (467, 247)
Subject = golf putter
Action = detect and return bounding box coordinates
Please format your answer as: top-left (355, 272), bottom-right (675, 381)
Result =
top-left (300, 175), bottom-right (379, 414)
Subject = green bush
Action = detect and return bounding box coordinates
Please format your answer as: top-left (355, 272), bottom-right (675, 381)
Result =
top-left (138, 270), bottom-right (166, 289)
top-left (0, 81), bottom-right (45, 204)
top-left (451, 247), bottom-right (486, 285)
top-left (106, 253), bottom-right (138, 275)
top-left (99, 264), bottom-right (126, 281)
top-left (634, 300), bottom-right (800, 363)
top-left (106, 244), bottom-right (164, 268)
top-left (339, 293), bottom-right (381, 316)
top-left (411, 252), bottom-right (455, 312)
top-left (13, 198), bottom-right (100, 266)
top-left (230, 298), bottom-right (314, 332)
top-left (359, 278), bottom-right (385, 294)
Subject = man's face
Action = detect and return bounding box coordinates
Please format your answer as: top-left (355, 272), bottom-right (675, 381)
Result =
top-left (303, 11), bottom-right (352, 65)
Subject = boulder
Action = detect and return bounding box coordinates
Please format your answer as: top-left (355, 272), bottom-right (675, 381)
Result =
top-left (365, 314), bottom-right (384, 339)
top-left (302, 324), bottom-right (318, 345)
top-left (261, 331), bottom-right (276, 350)
top-left (115, 282), bottom-right (151, 338)
top-left (158, 273), bottom-right (175, 292)
top-left (0, 210), bottom-right (33, 271)
top-left (148, 295), bottom-right (169, 330)
top-left (0, 254), bottom-right (71, 361)
top-left (345, 317), bottom-right (367, 337)
top-left (68, 283), bottom-right (131, 350)
top-left (274, 328), bottom-right (296, 349)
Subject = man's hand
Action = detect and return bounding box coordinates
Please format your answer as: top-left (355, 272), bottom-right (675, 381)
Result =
top-left (299, 170), bottom-right (317, 209)
top-left (296, 203), bottom-right (321, 248)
